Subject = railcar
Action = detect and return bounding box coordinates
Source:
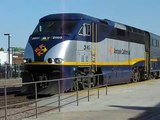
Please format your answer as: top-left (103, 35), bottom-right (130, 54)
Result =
top-left (21, 13), bottom-right (160, 95)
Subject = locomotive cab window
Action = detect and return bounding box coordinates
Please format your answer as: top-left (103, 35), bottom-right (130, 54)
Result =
top-left (33, 21), bottom-right (77, 34)
top-left (79, 23), bottom-right (91, 36)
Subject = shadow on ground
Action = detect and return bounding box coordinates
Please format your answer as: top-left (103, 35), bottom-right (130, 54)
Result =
top-left (109, 103), bottom-right (160, 120)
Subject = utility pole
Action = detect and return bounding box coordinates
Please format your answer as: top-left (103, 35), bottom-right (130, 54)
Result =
top-left (4, 33), bottom-right (11, 78)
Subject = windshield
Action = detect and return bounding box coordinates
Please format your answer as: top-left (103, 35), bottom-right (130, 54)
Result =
top-left (33, 21), bottom-right (77, 34)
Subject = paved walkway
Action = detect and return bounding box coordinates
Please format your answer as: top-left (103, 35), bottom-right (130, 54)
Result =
top-left (0, 78), bottom-right (22, 93)
top-left (24, 79), bottom-right (160, 120)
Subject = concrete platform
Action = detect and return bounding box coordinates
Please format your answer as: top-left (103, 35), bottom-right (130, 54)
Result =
top-left (24, 79), bottom-right (160, 120)
top-left (0, 78), bottom-right (22, 87)
top-left (0, 78), bottom-right (22, 93)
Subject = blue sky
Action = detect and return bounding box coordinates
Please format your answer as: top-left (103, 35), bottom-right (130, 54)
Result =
top-left (0, 0), bottom-right (160, 50)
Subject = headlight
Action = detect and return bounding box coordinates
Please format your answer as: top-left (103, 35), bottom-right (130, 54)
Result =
top-left (23, 59), bottom-right (27, 63)
top-left (47, 58), bottom-right (53, 63)
top-left (47, 58), bottom-right (64, 64)
top-left (24, 58), bottom-right (32, 63)
top-left (54, 58), bottom-right (64, 64)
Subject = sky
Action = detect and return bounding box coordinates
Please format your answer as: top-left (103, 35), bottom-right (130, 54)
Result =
top-left (0, 0), bottom-right (160, 50)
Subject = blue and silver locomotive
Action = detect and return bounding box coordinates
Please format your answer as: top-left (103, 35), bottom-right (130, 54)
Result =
top-left (22, 13), bottom-right (160, 95)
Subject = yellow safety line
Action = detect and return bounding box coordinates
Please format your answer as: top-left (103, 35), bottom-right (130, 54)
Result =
top-left (25, 58), bottom-right (157, 66)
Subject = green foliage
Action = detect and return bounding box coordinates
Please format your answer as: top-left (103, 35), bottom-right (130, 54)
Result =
top-left (0, 47), bottom-right (24, 52)
top-left (13, 47), bottom-right (24, 52)
top-left (0, 48), bottom-right (4, 51)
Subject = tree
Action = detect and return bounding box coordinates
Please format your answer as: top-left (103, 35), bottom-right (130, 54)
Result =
top-left (13, 47), bottom-right (24, 52)
top-left (0, 48), bottom-right (4, 51)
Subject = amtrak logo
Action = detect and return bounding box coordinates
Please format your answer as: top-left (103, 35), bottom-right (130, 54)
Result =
top-left (35, 44), bottom-right (47, 56)
top-left (109, 46), bottom-right (130, 56)
top-left (114, 48), bottom-right (130, 55)
top-left (109, 46), bottom-right (114, 56)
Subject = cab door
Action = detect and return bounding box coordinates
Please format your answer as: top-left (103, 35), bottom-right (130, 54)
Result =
top-left (76, 23), bottom-right (92, 64)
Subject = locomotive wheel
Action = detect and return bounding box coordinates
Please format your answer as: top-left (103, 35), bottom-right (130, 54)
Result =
top-left (38, 75), bottom-right (48, 89)
top-left (143, 72), bottom-right (149, 80)
top-left (72, 74), bottom-right (82, 91)
top-left (73, 73), bottom-right (96, 90)
top-left (73, 76), bottom-right (92, 90)
top-left (153, 72), bottom-right (159, 79)
top-left (81, 77), bottom-right (90, 89)
top-left (132, 71), bottom-right (140, 82)
top-left (149, 73), bottom-right (155, 80)
top-left (81, 74), bottom-right (96, 89)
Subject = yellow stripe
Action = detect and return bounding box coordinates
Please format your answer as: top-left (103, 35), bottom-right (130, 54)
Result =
top-left (151, 58), bottom-right (158, 62)
top-left (25, 61), bottom-right (49, 65)
top-left (25, 58), bottom-right (158, 66)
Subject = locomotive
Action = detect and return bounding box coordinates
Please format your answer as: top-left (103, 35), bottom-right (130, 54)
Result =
top-left (21, 13), bottom-right (160, 95)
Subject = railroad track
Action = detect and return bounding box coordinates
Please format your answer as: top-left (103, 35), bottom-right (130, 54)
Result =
top-left (0, 94), bottom-right (30, 108)
top-left (0, 94), bottom-right (56, 120)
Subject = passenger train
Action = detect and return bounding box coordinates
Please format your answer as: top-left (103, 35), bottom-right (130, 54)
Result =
top-left (21, 13), bottom-right (160, 95)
